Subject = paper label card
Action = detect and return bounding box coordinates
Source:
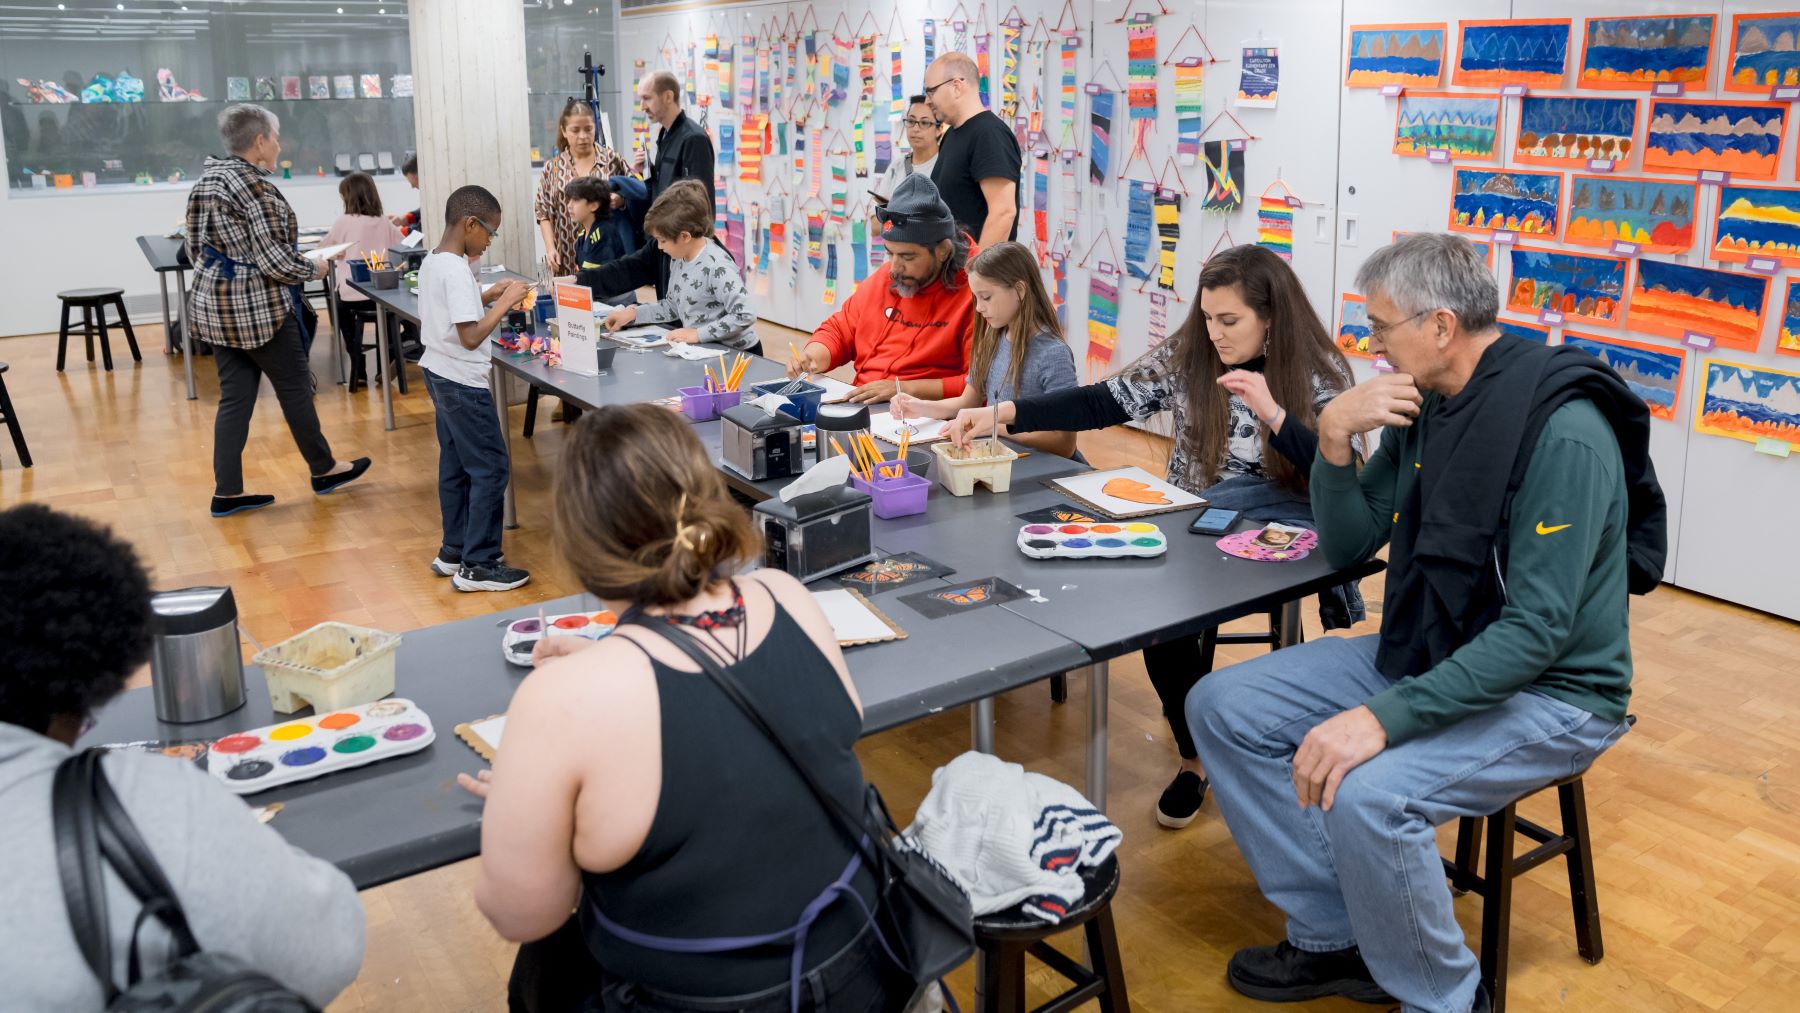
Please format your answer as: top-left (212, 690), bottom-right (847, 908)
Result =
top-left (1178, 57), bottom-right (1203, 68)
top-left (1538, 309), bottom-right (1565, 325)
top-left (1588, 158), bottom-right (1614, 172)
top-left (1500, 84), bottom-right (1527, 97)
top-left (1775, 86), bottom-right (1800, 101)
top-left (1747, 257), bottom-right (1780, 274)
top-left (1754, 437), bottom-right (1792, 458)
top-left (1682, 331), bottom-right (1715, 350)
top-left (1084, 83), bottom-right (1102, 95)
top-left (1492, 230), bottom-right (1517, 245)
top-left (1380, 84), bottom-right (1404, 97)
top-left (1427, 149), bottom-right (1451, 164)
top-left (1700, 170), bottom-right (1729, 185)
top-left (1228, 139), bottom-right (1246, 152)
top-left (1611, 240), bottom-right (1640, 257)
top-left (1284, 195), bottom-right (1305, 208)
top-left (554, 282), bottom-right (600, 374)
top-left (1653, 82), bottom-right (1685, 96)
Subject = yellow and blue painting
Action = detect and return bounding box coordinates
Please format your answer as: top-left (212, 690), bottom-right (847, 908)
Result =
top-left (1448, 168), bottom-right (1562, 237)
top-left (1713, 184), bottom-right (1800, 268)
top-left (1696, 358), bottom-right (1800, 445)
top-left (1513, 96), bottom-right (1638, 166)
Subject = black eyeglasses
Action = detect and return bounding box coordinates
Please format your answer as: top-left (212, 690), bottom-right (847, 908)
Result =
top-left (922, 77), bottom-right (963, 97)
top-left (902, 117), bottom-right (941, 128)
top-left (1367, 309), bottom-right (1429, 341)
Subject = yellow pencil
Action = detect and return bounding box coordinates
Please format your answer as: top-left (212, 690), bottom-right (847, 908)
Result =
top-left (704, 364), bottom-right (717, 392)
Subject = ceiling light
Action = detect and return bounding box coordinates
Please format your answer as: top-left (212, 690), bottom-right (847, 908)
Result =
top-left (336, 5), bottom-right (344, 11)
top-left (116, 2), bottom-right (124, 8)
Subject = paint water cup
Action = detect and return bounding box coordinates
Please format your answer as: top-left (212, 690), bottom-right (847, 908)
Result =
top-left (851, 461), bottom-right (931, 518)
top-left (751, 379), bottom-right (826, 422)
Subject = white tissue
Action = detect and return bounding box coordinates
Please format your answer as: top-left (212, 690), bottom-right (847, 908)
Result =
top-left (779, 455), bottom-right (852, 503)
top-left (748, 393), bottom-right (793, 416)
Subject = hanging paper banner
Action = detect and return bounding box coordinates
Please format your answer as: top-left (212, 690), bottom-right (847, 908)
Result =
top-left (1202, 140), bottom-right (1245, 212)
top-left (859, 35), bottom-right (876, 104)
top-left (750, 203), bottom-right (767, 273)
top-left (1175, 61), bottom-right (1204, 165)
top-left (851, 216), bottom-right (870, 285)
top-left (740, 113), bottom-right (766, 183)
top-left (1238, 45), bottom-right (1278, 108)
top-left (1058, 39), bottom-right (1079, 150)
top-left (719, 120), bottom-right (736, 169)
top-left (725, 203), bottom-right (746, 274)
top-left (1257, 186), bottom-right (1294, 260)
top-left (1148, 292), bottom-right (1169, 347)
top-left (770, 218), bottom-right (786, 262)
top-left (758, 45), bottom-right (771, 111)
top-left (1060, 155), bottom-right (1081, 251)
top-left (1033, 151), bottom-right (1052, 259)
top-left (714, 173), bottom-right (729, 237)
top-left (854, 115), bottom-right (868, 177)
top-left (776, 119), bottom-right (788, 158)
top-left (806, 212), bottom-right (825, 269)
top-left (1089, 89), bottom-right (1114, 184)
top-left (719, 44), bottom-right (735, 110)
top-left (1127, 23), bottom-right (1157, 120)
top-left (808, 126), bottom-right (823, 197)
top-left (1152, 188), bottom-right (1181, 291)
top-left (889, 39), bottom-right (906, 120)
top-left (1125, 181), bottom-right (1155, 280)
top-left (830, 149), bottom-right (848, 221)
top-left (1002, 23), bottom-right (1022, 118)
top-left (1051, 252), bottom-right (1069, 329)
top-left (804, 34), bottom-right (817, 94)
top-left (924, 20), bottom-right (936, 64)
top-left (738, 42), bottom-right (755, 109)
top-left (976, 35), bottom-right (993, 109)
top-left (687, 43), bottom-right (699, 105)
top-left (1087, 265), bottom-right (1120, 368)
top-left (831, 53), bottom-right (851, 106)
top-left (793, 117), bottom-right (808, 188)
top-left (874, 117), bottom-right (892, 173)
top-left (952, 12), bottom-right (969, 51)
top-left (824, 224), bottom-right (840, 304)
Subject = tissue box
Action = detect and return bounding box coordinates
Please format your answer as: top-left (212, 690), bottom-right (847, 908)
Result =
top-left (722, 403), bottom-right (804, 480)
top-left (753, 486), bottom-right (876, 583)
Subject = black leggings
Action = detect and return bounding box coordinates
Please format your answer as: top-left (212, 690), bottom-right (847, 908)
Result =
top-left (1142, 634), bottom-right (1217, 761)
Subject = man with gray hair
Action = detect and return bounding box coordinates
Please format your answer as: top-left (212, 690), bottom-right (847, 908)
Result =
top-left (1187, 233), bottom-right (1666, 1012)
top-left (186, 103), bottom-right (370, 519)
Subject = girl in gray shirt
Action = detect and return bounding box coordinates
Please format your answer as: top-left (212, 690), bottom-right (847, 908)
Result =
top-left (890, 242), bottom-right (1081, 457)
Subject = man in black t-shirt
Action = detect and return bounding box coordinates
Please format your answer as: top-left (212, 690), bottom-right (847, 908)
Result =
top-left (923, 52), bottom-right (1020, 247)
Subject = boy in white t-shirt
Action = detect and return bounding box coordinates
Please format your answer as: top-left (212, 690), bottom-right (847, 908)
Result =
top-left (419, 185), bottom-right (531, 591)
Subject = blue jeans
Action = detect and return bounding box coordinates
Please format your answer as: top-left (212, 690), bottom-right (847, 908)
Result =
top-left (1188, 635), bottom-right (1630, 1013)
top-left (424, 369), bottom-right (509, 565)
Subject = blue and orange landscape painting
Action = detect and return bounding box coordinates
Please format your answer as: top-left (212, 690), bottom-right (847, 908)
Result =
top-left (1561, 330), bottom-right (1685, 420)
top-left (1628, 258), bottom-right (1770, 352)
top-left (1643, 99), bottom-right (1787, 180)
top-left (1394, 92), bottom-right (1501, 159)
top-left (1506, 248), bottom-right (1627, 326)
top-left (1696, 359), bottom-right (1800, 444)
top-left (1497, 319), bottom-right (1553, 344)
top-left (1513, 96), bottom-right (1638, 165)
top-left (1346, 23), bottom-right (1445, 88)
top-left (1449, 168), bottom-right (1562, 237)
top-left (1454, 19), bottom-right (1570, 88)
top-left (1726, 13), bottom-right (1800, 93)
top-left (1712, 184), bottom-right (1800, 268)
top-left (1579, 14), bottom-right (1716, 90)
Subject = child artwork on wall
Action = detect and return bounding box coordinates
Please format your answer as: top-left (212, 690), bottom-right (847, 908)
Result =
top-left (281, 76), bottom-right (301, 101)
top-left (1345, 23), bottom-right (1445, 88)
top-left (1563, 176), bottom-right (1697, 255)
top-left (1393, 92), bottom-right (1501, 160)
top-left (1174, 61), bottom-right (1204, 164)
top-left (1643, 98), bottom-right (1786, 180)
top-left (360, 74), bottom-right (382, 99)
top-left (1238, 45), bottom-right (1278, 107)
top-left (1452, 19), bottom-right (1571, 89)
top-left (1512, 96), bottom-right (1637, 167)
top-left (1086, 264), bottom-right (1120, 369)
top-left (1125, 181), bottom-right (1155, 280)
top-left (1694, 358), bottom-right (1800, 445)
top-left (1627, 258), bottom-right (1769, 353)
top-left (1496, 318), bottom-right (1553, 344)
top-left (333, 75), bottom-right (355, 99)
top-left (309, 76), bottom-right (330, 100)
top-left (1089, 88), bottom-right (1114, 184)
top-left (1200, 141), bottom-right (1244, 213)
top-left (254, 77), bottom-right (276, 101)
top-left (1783, 280), bottom-right (1800, 357)
top-left (1336, 292), bottom-right (1372, 359)
top-left (1505, 248), bottom-right (1627, 327)
top-left (227, 77), bottom-right (250, 101)
top-left (1448, 168), bottom-right (1562, 238)
top-left (1727, 13), bottom-right (1800, 94)
top-left (1560, 330), bottom-right (1686, 420)
top-left (1125, 19), bottom-right (1156, 165)
top-left (1579, 15), bottom-right (1716, 91)
top-left (1712, 184), bottom-right (1800, 269)
top-left (1257, 183), bottom-right (1295, 261)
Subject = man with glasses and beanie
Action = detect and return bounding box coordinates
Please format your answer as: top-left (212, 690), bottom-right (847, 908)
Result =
top-left (1186, 233), bottom-right (1666, 1013)
top-left (786, 174), bottom-right (975, 404)
top-left (922, 52), bottom-right (1021, 247)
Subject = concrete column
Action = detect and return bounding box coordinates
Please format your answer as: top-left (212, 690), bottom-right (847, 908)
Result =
top-left (407, 0), bottom-right (535, 274)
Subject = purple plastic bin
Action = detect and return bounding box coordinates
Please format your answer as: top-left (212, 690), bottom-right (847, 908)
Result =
top-left (679, 386), bottom-right (720, 421)
top-left (712, 389), bottom-right (744, 414)
top-left (851, 461), bottom-right (930, 518)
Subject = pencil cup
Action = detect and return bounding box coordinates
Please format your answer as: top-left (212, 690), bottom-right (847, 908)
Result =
top-left (371, 268), bottom-right (400, 290)
top-left (349, 261), bottom-right (372, 284)
top-left (851, 461), bottom-right (930, 518)
top-left (750, 379), bottom-right (826, 422)
top-left (679, 386), bottom-right (720, 421)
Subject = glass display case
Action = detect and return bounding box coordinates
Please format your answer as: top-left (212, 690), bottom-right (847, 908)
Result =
top-left (1, 0), bottom-right (417, 194)
top-left (523, 2), bottom-right (625, 166)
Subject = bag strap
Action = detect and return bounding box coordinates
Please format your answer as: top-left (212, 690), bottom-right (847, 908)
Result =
top-left (620, 616), bottom-right (887, 861)
top-left (54, 751), bottom-right (119, 1003)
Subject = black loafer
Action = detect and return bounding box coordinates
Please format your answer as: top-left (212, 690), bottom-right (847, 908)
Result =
top-left (1227, 941), bottom-right (1394, 1004)
top-left (1155, 770), bottom-right (1208, 829)
top-left (210, 494), bottom-right (275, 518)
top-left (312, 457), bottom-right (372, 495)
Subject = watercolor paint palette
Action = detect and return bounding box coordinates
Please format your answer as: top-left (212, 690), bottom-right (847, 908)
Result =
top-left (501, 609), bottom-right (619, 666)
top-left (207, 698), bottom-right (435, 795)
top-left (1017, 522), bottom-right (1168, 560)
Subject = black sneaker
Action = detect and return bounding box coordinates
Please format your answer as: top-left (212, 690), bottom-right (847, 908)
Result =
top-left (1227, 941), bottom-right (1394, 1004)
top-left (312, 457), bottom-right (372, 495)
top-left (210, 494), bottom-right (275, 518)
top-left (453, 561), bottom-right (531, 592)
top-left (1156, 770), bottom-right (1208, 829)
top-left (1472, 982), bottom-right (1492, 1013)
top-left (430, 550), bottom-right (461, 577)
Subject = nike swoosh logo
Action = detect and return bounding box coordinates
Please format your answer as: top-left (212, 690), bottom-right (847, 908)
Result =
top-left (1536, 522), bottom-right (1572, 536)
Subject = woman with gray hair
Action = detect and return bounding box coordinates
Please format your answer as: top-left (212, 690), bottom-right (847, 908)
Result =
top-left (186, 103), bottom-right (370, 518)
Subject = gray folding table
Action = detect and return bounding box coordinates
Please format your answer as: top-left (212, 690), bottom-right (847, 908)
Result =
top-left (135, 234), bottom-right (197, 401)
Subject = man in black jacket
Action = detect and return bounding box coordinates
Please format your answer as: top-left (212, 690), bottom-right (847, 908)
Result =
top-left (578, 71), bottom-right (716, 302)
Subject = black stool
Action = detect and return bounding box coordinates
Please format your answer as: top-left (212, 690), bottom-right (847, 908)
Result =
top-left (1442, 775), bottom-right (1604, 1013)
top-left (0, 363), bottom-right (30, 467)
top-left (973, 855), bottom-right (1129, 1013)
top-left (56, 288), bottom-right (142, 372)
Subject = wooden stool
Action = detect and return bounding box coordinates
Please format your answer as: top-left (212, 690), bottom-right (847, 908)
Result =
top-left (973, 855), bottom-right (1129, 1013)
top-left (56, 288), bottom-right (142, 372)
top-left (0, 363), bottom-right (30, 467)
top-left (1442, 775), bottom-right (1604, 1013)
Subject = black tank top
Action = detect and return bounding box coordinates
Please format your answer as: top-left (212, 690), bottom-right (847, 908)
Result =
top-left (580, 589), bottom-right (879, 996)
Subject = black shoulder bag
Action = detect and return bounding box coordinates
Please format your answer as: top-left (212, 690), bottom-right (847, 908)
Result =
top-left (622, 617), bottom-right (976, 993)
top-left (52, 748), bottom-right (315, 1012)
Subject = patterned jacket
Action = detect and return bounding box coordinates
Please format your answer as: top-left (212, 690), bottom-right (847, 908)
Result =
top-left (632, 241), bottom-right (756, 348)
top-left (184, 156), bottom-right (316, 350)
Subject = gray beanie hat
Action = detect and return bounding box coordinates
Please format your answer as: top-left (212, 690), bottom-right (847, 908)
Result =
top-left (876, 173), bottom-right (956, 246)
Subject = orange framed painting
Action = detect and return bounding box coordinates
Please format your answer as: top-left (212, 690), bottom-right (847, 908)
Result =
top-left (1504, 246), bottom-right (1628, 328)
top-left (1452, 19), bottom-right (1571, 89)
top-left (1337, 293), bottom-right (1374, 359)
top-left (1578, 14), bottom-right (1716, 91)
top-left (1724, 13), bottom-right (1800, 94)
top-left (1559, 330), bottom-right (1686, 421)
top-left (1694, 358), bottom-right (1800, 445)
top-left (1712, 183), bottom-right (1800, 269)
top-left (1627, 257), bottom-right (1770, 353)
top-left (1447, 167), bottom-right (1563, 238)
top-left (1778, 278), bottom-right (1800, 357)
top-left (1643, 98), bottom-right (1787, 181)
top-left (1563, 175), bottom-right (1697, 255)
top-left (1345, 23), bottom-right (1446, 89)
top-left (1393, 91), bottom-right (1503, 161)
top-left (1512, 95), bottom-right (1639, 168)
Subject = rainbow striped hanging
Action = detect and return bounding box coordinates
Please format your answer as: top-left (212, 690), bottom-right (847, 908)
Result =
top-left (976, 35), bottom-right (992, 108)
top-left (854, 116), bottom-right (867, 177)
top-left (1087, 265), bottom-right (1120, 370)
top-left (1174, 61), bottom-right (1204, 165)
top-left (823, 223), bottom-right (840, 304)
top-left (806, 212), bottom-right (825, 270)
top-left (1033, 152), bottom-right (1051, 261)
top-left (1257, 192), bottom-right (1295, 261)
top-left (1153, 188), bottom-right (1181, 291)
top-left (889, 39), bottom-right (905, 119)
top-left (1058, 39), bottom-right (1078, 150)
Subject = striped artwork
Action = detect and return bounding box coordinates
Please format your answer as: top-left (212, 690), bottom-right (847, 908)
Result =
top-left (739, 113), bottom-right (765, 183)
top-left (1175, 61), bottom-right (1204, 164)
top-left (1257, 193), bottom-right (1294, 260)
top-left (1153, 189), bottom-right (1181, 291)
top-left (924, 20), bottom-right (935, 64)
top-left (1089, 89), bottom-right (1114, 184)
top-left (1087, 266), bottom-right (1120, 369)
top-left (1003, 22), bottom-right (1022, 118)
top-left (806, 212), bottom-right (824, 270)
top-left (1034, 152), bottom-right (1051, 260)
top-left (889, 39), bottom-right (905, 119)
top-left (1125, 181), bottom-right (1155, 281)
top-left (1059, 38), bottom-right (1079, 149)
top-left (824, 228), bottom-right (839, 304)
top-left (851, 217), bottom-right (869, 287)
top-left (977, 34), bottom-right (993, 108)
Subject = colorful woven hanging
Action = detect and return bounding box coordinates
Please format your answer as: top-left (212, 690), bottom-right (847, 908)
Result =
top-left (1001, 22), bottom-right (1021, 118)
top-left (1032, 152), bottom-right (1051, 261)
top-left (1058, 39), bottom-right (1079, 150)
top-left (1088, 89), bottom-right (1113, 185)
top-left (1257, 183), bottom-right (1296, 261)
top-left (859, 35), bottom-right (876, 104)
top-left (976, 34), bottom-right (993, 108)
top-left (805, 212), bottom-right (825, 270)
top-left (808, 126), bottom-right (823, 197)
top-left (738, 40), bottom-right (755, 109)
top-left (757, 45), bottom-right (771, 111)
top-left (1174, 60), bottom-right (1204, 165)
top-left (889, 39), bottom-right (906, 120)
top-left (851, 216), bottom-right (870, 286)
top-left (739, 113), bottom-right (765, 183)
top-left (923, 20), bottom-right (936, 64)
top-left (1201, 140), bottom-right (1244, 213)
top-left (874, 117), bottom-right (891, 173)
top-left (1087, 266), bottom-right (1119, 370)
top-left (829, 147), bottom-right (848, 222)
top-left (718, 44), bottom-right (734, 110)
top-left (1124, 180), bottom-right (1155, 281)
top-left (1152, 186), bottom-right (1181, 292)
top-left (686, 42), bottom-right (698, 104)
top-left (1148, 291), bottom-right (1169, 348)
top-left (1125, 20), bottom-right (1156, 170)
top-left (823, 223), bottom-right (840, 304)
top-left (714, 172), bottom-right (729, 237)
top-left (718, 121), bottom-right (735, 169)
top-left (725, 202), bottom-right (746, 274)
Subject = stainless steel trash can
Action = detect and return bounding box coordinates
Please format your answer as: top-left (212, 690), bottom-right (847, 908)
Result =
top-left (149, 586), bottom-right (246, 724)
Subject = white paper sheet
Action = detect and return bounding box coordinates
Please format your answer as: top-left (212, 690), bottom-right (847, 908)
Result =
top-left (400, 231), bottom-right (425, 248)
top-left (302, 241), bottom-right (354, 262)
top-left (811, 589), bottom-right (896, 644)
top-left (664, 343), bottom-right (730, 360)
top-left (1051, 465), bottom-right (1208, 513)
top-left (606, 326), bottom-right (670, 348)
top-left (814, 377), bottom-right (857, 402)
top-left (468, 715), bottom-right (505, 753)
top-left (870, 411), bottom-right (950, 445)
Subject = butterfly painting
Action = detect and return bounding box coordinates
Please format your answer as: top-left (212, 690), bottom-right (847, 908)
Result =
top-left (899, 578), bottom-right (1028, 619)
top-left (834, 553), bottom-right (953, 594)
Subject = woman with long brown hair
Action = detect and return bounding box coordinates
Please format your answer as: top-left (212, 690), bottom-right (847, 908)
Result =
top-left (944, 243), bottom-right (1361, 831)
top-left (457, 404), bottom-right (915, 1012)
top-left (535, 98), bottom-right (628, 276)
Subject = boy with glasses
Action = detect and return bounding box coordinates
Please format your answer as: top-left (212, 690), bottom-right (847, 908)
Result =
top-left (418, 185), bottom-right (532, 592)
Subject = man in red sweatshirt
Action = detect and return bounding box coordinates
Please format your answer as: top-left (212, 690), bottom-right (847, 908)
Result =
top-left (788, 174), bottom-right (976, 403)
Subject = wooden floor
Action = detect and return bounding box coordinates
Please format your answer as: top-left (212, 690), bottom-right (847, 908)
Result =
top-left (4, 321), bottom-right (1798, 1013)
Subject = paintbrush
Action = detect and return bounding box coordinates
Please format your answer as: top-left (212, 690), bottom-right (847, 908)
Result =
top-left (989, 405), bottom-right (1001, 458)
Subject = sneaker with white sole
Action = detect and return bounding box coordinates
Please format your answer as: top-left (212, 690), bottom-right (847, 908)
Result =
top-left (1156, 770), bottom-right (1208, 829)
top-left (430, 551), bottom-right (460, 577)
top-left (453, 561), bottom-right (531, 592)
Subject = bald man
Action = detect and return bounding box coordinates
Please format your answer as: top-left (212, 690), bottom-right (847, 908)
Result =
top-left (921, 52), bottom-right (1020, 247)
